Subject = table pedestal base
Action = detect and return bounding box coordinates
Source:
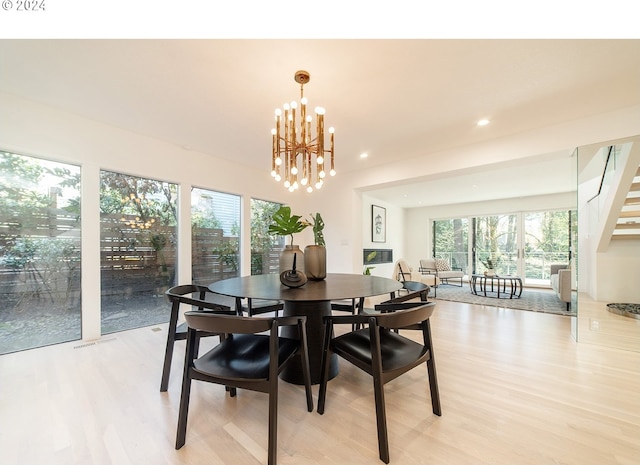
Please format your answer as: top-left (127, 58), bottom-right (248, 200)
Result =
top-left (280, 300), bottom-right (338, 385)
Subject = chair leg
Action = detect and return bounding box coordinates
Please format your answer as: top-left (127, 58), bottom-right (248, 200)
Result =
top-left (160, 301), bottom-right (181, 392)
top-left (267, 383), bottom-right (278, 465)
top-left (372, 376), bottom-right (390, 464)
top-left (298, 321), bottom-right (314, 412)
top-left (425, 320), bottom-right (442, 416)
top-left (427, 358), bottom-right (442, 416)
top-left (160, 337), bottom-right (175, 392)
top-left (175, 372), bottom-right (192, 449)
top-left (316, 323), bottom-right (334, 415)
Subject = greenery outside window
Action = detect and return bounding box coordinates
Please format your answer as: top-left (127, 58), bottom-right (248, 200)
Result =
top-left (99, 170), bottom-right (177, 334)
top-left (0, 150), bottom-right (81, 354)
top-left (250, 199), bottom-right (283, 275)
top-left (191, 187), bottom-right (241, 285)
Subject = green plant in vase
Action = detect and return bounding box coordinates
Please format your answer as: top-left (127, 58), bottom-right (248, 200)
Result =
top-left (303, 212), bottom-right (327, 280)
top-left (268, 206), bottom-right (308, 245)
top-left (268, 206), bottom-right (308, 273)
top-left (480, 255), bottom-right (501, 276)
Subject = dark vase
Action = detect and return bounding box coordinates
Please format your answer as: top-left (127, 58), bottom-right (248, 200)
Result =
top-left (304, 245), bottom-right (326, 280)
top-left (279, 245), bottom-right (304, 274)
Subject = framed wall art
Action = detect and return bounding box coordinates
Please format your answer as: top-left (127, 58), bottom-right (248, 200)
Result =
top-left (371, 205), bottom-right (386, 243)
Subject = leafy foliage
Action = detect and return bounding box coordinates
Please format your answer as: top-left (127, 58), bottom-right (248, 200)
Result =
top-left (267, 206), bottom-right (308, 245)
top-left (307, 212), bottom-right (325, 246)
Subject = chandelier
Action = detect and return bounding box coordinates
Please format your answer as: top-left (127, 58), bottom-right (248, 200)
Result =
top-left (271, 70), bottom-right (335, 193)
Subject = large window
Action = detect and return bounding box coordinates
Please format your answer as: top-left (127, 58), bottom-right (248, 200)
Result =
top-left (250, 199), bottom-right (283, 275)
top-left (0, 150), bottom-right (81, 354)
top-left (523, 210), bottom-right (572, 283)
top-left (99, 171), bottom-right (178, 334)
top-left (191, 187), bottom-right (241, 285)
top-left (433, 209), bottom-right (575, 286)
top-left (433, 218), bottom-right (469, 274)
top-left (473, 214), bottom-right (518, 276)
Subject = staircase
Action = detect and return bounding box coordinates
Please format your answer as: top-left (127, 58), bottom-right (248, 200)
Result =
top-left (613, 165), bottom-right (640, 240)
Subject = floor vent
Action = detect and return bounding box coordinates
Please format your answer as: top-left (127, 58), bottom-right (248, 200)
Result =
top-left (73, 337), bottom-right (117, 349)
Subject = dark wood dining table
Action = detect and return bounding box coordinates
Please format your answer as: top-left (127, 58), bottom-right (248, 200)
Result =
top-left (208, 273), bottom-right (403, 385)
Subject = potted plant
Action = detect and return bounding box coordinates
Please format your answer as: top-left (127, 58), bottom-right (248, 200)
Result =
top-left (481, 255), bottom-right (500, 276)
top-left (268, 206), bottom-right (308, 273)
top-left (363, 250), bottom-right (377, 275)
top-left (303, 212), bottom-right (326, 280)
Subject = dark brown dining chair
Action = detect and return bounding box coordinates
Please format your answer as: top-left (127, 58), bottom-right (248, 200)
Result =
top-left (358, 281), bottom-right (429, 330)
top-left (330, 296), bottom-right (365, 330)
top-left (317, 302), bottom-right (441, 464)
top-left (235, 297), bottom-right (284, 317)
top-left (160, 284), bottom-right (234, 392)
top-left (175, 311), bottom-right (313, 465)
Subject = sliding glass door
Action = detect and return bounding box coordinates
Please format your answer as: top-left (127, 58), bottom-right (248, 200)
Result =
top-left (523, 210), bottom-right (572, 285)
top-left (433, 218), bottom-right (469, 274)
top-left (473, 214), bottom-right (518, 276)
top-left (434, 209), bottom-right (574, 286)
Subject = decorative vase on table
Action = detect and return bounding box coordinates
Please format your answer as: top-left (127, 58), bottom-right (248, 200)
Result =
top-left (279, 245), bottom-right (305, 274)
top-left (484, 269), bottom-right (495, 277)
top-left (304, 245), bottom-right (326, 280)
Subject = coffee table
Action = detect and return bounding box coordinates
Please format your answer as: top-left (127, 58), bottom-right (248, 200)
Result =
top-left (470, 274), bottom-right (522, 299)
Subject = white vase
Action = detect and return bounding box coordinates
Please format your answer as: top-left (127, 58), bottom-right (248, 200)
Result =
top-left (484, 269), bottom-right (495, 277)
top-left (304, 245), bottom-right (326, 280)
top-left (279, 245), bottom-right (304, 274)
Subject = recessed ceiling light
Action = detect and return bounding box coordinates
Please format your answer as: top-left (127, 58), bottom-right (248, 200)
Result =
top-left (477, 119), bottom-right (490, 127)
top-left (360, 153), bottom-right (368, 159)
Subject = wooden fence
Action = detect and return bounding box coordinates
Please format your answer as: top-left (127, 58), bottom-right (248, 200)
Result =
top-left (1, 210), bottom-right (281, 310)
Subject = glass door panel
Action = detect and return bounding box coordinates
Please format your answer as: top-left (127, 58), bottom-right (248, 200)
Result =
top-left (523, 210), bottom-right (571, 285)
top-left (433, 218), bottom-right (469, 275)
top-left (473, 214), bottom-right (518, 275)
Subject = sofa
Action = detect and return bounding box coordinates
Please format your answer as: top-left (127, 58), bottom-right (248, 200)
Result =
top-left (550, 264), bottom-right (571, 311)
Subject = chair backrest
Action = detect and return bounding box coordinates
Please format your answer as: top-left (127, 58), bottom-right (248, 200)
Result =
top-left (419, 258), bottom-right (436, 270)
top-left (372, 302), bottom-right (436, 330)
top-left (166, 284), bottom-right (232, 312)
top-left (184, 310), bottom-right (277, 335)
top-left (377, 281), bottom-right (429, 311)
top-left (402, 280), bottom-right (429, 295)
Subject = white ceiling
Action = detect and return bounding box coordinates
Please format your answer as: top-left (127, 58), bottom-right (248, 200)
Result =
top-left (1, 39), bottom-right (639, 207)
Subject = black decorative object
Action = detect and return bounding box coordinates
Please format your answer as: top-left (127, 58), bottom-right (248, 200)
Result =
top-left (280, 253), bottom-right (308, 288)
top-left (606, 303), bottom-right (640, 319)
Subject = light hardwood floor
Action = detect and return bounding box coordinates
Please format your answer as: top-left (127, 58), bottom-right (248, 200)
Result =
top-left (1, 299), bottom-right (639, 465)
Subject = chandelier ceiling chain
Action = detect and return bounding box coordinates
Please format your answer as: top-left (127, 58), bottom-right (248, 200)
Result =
top-left (271, 70), bottom-right (335, 193)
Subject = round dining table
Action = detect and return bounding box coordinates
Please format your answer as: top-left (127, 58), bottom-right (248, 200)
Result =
top-left (209, 273), bottom-right (402, 385)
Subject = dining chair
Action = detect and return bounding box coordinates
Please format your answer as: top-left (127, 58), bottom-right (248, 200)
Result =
top-left (160, 284), bottom-right (234, 392)
top-left (235, 297), bottom-right (284, 317)
top-left (330, 296), bottom-right (365, 330)
top-left (357, 281), bottom-right (429, 330)
top-left (175, 311), bottom-right (313, 465)
top-left (317, 302), bottom-right (441, 464)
